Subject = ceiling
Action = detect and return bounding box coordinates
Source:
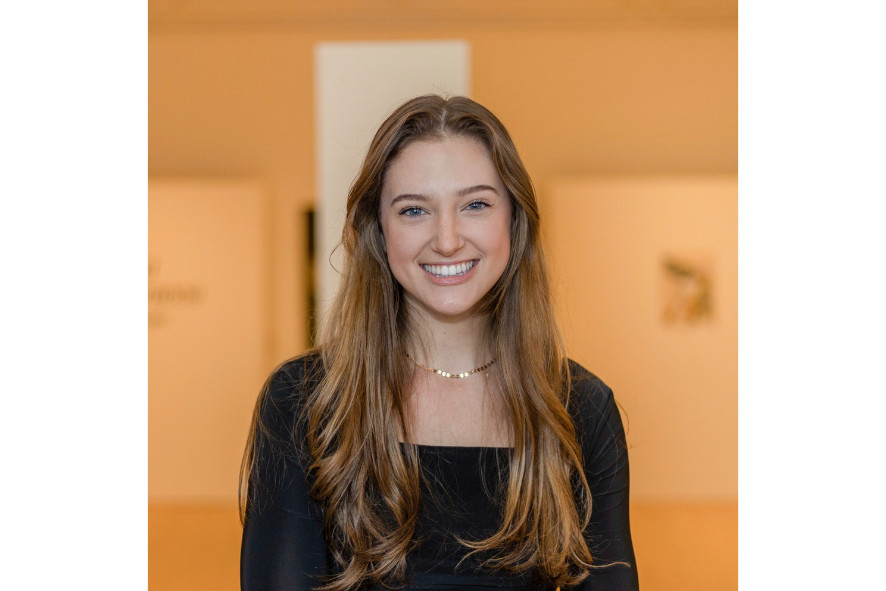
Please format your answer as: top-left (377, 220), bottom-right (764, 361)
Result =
top-left (149, 0), bottom-right (737, 29)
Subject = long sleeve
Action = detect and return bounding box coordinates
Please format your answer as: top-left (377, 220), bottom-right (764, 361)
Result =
top-left (241, 355), bottom-right (330, 591)
top-left (568, 362), bottom-right (639, 591)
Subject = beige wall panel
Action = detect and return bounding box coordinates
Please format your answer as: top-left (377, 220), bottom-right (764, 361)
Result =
top-left (314, 40), bottom-right (470, 317)
top-left (149, 179), bottom-right (269, 501)
top-left (545, 175), bottom-right (737, 501)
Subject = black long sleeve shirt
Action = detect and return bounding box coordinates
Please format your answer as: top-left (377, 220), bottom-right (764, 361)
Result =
top-left (241, 353), bottom-right (638, 590)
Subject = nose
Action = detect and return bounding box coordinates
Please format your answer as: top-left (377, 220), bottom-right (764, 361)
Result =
top-left (431, 211), bottom-right (464, 256)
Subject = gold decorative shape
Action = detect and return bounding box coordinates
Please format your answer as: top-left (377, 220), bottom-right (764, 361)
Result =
top-left (660, 254), bottom-right (713, 324)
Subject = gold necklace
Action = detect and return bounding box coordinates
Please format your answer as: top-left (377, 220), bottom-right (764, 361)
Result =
top-left (405, 352), bottom-right (495, 379)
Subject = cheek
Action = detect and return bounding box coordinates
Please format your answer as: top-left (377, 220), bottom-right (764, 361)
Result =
top-left (379, 215), bottom-right (398, 259)
top-left (381, 227), bottom-right (414, 271)
top-left (492, 215), bottom-right (512, 258)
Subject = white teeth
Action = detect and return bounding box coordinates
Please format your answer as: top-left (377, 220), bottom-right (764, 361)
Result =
top-left (422, 260), bottom-right (475, 277)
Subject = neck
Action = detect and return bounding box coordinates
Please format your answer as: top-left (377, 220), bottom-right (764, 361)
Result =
top-left (406, 310), bottom-right (492, 372)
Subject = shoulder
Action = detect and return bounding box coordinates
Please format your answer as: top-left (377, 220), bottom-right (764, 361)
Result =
top-left (264, 349), bottom-right (325, 404)
top-left (566, 358), bottom-right (615, 417)
top-left (565, 359), bottom-right (621, 450)
top-left (257, 350), bottom-right (325, 446)
top-left (247, 352), bottom-right (325, 513)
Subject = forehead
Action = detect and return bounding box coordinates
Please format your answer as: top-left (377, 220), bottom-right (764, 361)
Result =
top-left (381, 137), bottom-right (503, 197)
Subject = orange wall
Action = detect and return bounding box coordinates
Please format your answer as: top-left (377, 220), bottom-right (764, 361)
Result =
top-left (545, 175), bottom-right (737, 501)
top-left (149, 23), bottom-right (737, 364)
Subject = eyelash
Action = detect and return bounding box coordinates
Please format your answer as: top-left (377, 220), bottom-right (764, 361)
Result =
top-left (398, 206), bottom-right (426, 217)
top-left (465, 200), bottom-right (491, 211)
top-left (397, 200), bottom-right (491, 217)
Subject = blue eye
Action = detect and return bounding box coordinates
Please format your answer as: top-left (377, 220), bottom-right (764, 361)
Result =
top-left (398, 206), bottom-right (425, 217)
top-left (465, 200), bottom-right (491, 211)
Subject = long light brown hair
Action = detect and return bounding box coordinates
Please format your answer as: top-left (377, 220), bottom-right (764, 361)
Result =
top-left (243, 95), bottom-right (598, 590)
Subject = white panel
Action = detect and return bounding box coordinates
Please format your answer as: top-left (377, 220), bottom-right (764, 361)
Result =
top-left (314, 40), bottom-right (470, 320)
top-left (148, 179), bottom-right (267, 502)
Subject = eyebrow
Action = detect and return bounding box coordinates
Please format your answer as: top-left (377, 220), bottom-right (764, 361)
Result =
top-left (458, 184), bottom-right (499, 197)
top-left (389, 184), bottom-right (499, 207)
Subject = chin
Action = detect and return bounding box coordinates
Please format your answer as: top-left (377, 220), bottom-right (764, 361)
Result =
top-left (409, 300), bottom-right (476, 323)
top-left (434, 302), bottom-right (487, 322)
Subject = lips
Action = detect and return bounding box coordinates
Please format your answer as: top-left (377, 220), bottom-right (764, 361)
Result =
top-left (420, 260), bottom-right (476, 278)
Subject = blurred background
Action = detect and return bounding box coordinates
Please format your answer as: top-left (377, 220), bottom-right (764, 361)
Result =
top-left (149, 1), bottom-right (736, 589)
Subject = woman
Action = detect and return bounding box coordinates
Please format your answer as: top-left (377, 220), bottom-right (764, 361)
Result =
top-left (240, 95), bottom-right (638, 591)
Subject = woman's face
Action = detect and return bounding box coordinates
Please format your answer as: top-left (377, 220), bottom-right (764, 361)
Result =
top-left (379, 136), bottom-right (512, 324)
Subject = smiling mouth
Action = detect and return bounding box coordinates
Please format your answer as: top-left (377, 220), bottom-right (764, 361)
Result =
top-left (420, 260), bottom-right (477, 278)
